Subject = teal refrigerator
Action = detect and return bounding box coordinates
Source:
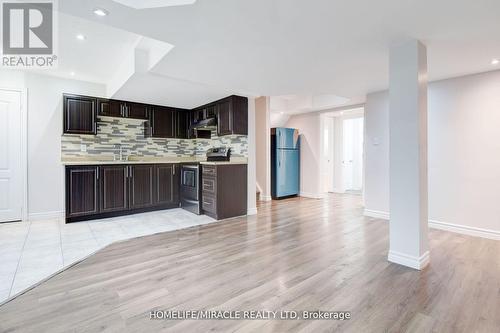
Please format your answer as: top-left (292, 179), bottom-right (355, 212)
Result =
top-left (271, 128), bottom-right (300, 199)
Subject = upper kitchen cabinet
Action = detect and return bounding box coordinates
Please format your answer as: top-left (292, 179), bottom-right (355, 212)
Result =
top-left (126, 102), bottom-right (149, 120)
top-left (217, 99), bottom-right (232, 136)
top-left (63, 94), bottom-right (97, 135)
top-left (150, 106), bottom-right (176, 138)
top-left (98, 99), bottom-right (149, 120)
top-left (217, 95), bottom-right (248, 136)
top-left (97, 99), bottom-right (121, 117)
top-left (191, 108), bottom-right (205, 123)
top-left (176, 109), bottom-right (190, 139)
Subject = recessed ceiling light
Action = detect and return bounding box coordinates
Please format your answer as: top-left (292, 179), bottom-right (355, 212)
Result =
top-left (93, 8), bottom-right (108, 16)
top-left (280, 112), bottom-right (284, 115)
top-left (70, 71), bottom-right (75, 76)
top-left (492, 59), bottom-right (499, 65)
top-left (76, 34), bottom-right (86, 41)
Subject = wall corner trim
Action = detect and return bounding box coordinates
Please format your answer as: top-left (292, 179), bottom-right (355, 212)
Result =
top-left (363, 209), bottom-right (390, 220)
top-left (363, 209), bottom-right (500, 240)
top-left (247, 207), bottom-right (258, 215)
top-left (28, 211), bottom-right (65, 222)
top-left (428, 219), bottom-right (500, 241)
top-left (259, 195), bottom-right (272, 201)
top-left (299, 192), bottom-right (325, 199)
top-left (388, 250), bottom-right (430, 270)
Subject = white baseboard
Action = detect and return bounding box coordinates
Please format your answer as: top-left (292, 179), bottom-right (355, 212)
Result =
top-left (259, 195), bottom-right (272, 201)
top-left (388, 250), bottom-right (430, 270)
top-left (299, 192), bottom-right (325, 199)
top-left (28, 211), bottom-right (64, 221)
top-left (363, 209), bottom-right (500, 241)
top-left (363, 209), bottom-right (390, 220)
top-left (247, 207), bottom-right (258, 215)
top-left (429, 219), bottom-right (500, 241)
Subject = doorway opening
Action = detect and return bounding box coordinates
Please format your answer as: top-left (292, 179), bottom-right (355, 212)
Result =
top-left (321, 108), bottom-right (364, 196)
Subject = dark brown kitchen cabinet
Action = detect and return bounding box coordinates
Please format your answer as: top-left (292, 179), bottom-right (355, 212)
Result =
top-left (151, 106), bottom-right (176, 138)
top-left (206, 104), bottom-right (217, 118)
top-left (129, 164), bottom-right (155, 209)
top-left (192, 108), bottom-right (205, 123)
top-left (126, 102), bottom-right (149, 120)
top-left (66, 166), bottom-right (99, 218)
top-left (176, 109), bottom-right (189, 139)
top-left (100, 165), bottom-right (128, 213)
top-left (98, 99), bottom-right (122, 117)
top-left (217, 95), bottom-right (248, 136)
top-left (63, 94), bottom-right (97, 135)
top-left (201, 164), bottom-right (247, 220)
top-left (217, 100), bottom-right (232, 136)
top-left (97, 99), bottom-right (148, 119)
top-left (154, 164), bottom-right (179, 206)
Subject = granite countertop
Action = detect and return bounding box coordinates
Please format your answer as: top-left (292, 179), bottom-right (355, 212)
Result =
top-left (61, 157), bottom-right (247, 166)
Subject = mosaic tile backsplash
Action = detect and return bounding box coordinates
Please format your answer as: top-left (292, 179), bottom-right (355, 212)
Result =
top-left (61, 116), bottom-right (248, 159)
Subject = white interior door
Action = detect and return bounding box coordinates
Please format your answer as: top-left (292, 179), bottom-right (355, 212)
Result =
top-left (342, 119), bottom-right (354, 190)
top-left (351, 117), bottom-right (364, 190)
top-left (322, 117), bottom-right (335, 193)
top-left (0, 90), bottom-right (23, 223)
top-left (342, 117), bottom-right (364, 192)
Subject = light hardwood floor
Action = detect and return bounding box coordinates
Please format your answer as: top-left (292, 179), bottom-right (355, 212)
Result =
top-left (0, 194), bottom-right (498, 332)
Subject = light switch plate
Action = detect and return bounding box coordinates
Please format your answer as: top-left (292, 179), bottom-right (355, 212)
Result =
top-left (80, 144), bottom-right (87, 152)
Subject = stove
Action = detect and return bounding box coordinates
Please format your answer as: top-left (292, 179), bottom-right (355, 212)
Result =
top-left (206, 147), bottom-right (231, 162)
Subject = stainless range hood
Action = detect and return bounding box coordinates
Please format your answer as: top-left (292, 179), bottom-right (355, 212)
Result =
top-left (191, 117), bottom-right (217, 130)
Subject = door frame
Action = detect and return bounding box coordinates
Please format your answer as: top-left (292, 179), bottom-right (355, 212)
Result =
top-left (0, 87), bottom-right (28, 223)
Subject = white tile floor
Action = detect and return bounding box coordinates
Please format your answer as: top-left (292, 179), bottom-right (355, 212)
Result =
top-left (0, 209), bottom-right (215, 303)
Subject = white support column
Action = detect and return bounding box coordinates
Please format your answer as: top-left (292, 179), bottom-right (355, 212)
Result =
top-left (247, 97), bottom-right (257, 215)
top-left (388, 39), bottom-right (429, 270)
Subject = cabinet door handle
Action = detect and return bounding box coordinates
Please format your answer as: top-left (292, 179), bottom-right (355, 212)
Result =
top-left (96, 168), bottom-right (99, 180)
top-left (173, 165), bottom-right (175, 175)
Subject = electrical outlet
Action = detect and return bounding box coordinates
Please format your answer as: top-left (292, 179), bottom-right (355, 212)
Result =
top-left (80, 144), bottom-right (87, 152)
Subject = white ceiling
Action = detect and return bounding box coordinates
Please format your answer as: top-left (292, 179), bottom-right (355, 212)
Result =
top-left (270, 94), bottom-right (351, 115)
top-left (110, 0), bottom-right (197, 9)
top-left (56, 0), bottom-right (500, 112)
top-left (112, 72), bottom-right (233, 109)
top-left (35, 12), bottom-right (140, 84)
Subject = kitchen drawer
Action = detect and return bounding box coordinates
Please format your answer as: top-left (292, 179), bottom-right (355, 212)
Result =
top-left (202, 165), bottom-right (216, 177)
top-left (202, 193), bottom-right (216, 213)
top-left (202, 177), bottom-right (216, 194)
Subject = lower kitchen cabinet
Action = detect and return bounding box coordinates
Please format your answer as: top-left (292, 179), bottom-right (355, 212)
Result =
top-left (66, 166), bottom-right (99, 219)
top-left (154, 164), bottom-right (179, 206)
top-left (201, 164), bottom-right (247, 220)
top-left (65, 163), bottom-right (180, 223)
top-left (100, 165), bottom-right (128, 213)
top-left (129, 165), bottom-right (155, 209)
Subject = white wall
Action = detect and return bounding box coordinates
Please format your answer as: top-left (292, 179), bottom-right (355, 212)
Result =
top-left (365, 70), bottom-right (500, 238)
top-left (270, 113), bottom-right (290, 128)
top-left (364, 91), bottom-right (390, 214)
top-left (247, 98), bottom-right (257, 214)
top-left (255, 97), bottom-right (271, 200)
top-left (285, 113), bottom-right (323, 198)
top-left (0, 70), bottom-right (106, 219)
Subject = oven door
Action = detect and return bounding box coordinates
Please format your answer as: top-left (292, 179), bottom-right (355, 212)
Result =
top-left (180, 165), bottom-right (200, 201)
